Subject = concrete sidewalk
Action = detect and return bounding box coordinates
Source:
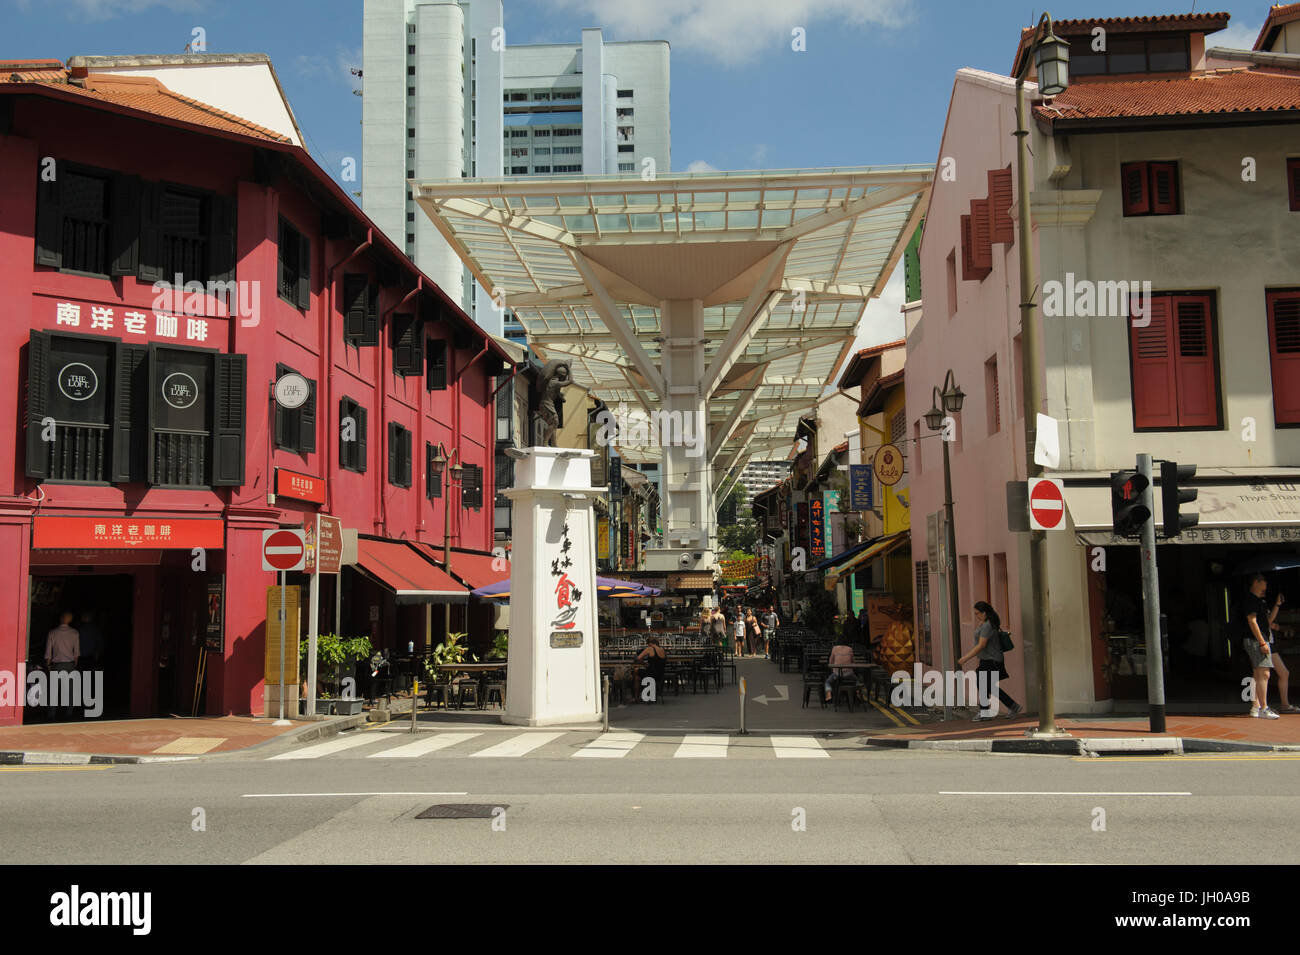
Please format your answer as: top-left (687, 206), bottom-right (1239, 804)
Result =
top-left (0, 714), bottom-right (357, 764)
top-left (865, 711), bottom-right (1300, 754)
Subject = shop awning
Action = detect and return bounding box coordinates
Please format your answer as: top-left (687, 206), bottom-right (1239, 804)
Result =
top-left (826, 530), bottom-right (910, 584)
top-left (355, 538), bottom-right (468, 604)
top-left (1064, 482), bottom-right (1300, 547)
top-left (814, 537), bottom-right (876, 572)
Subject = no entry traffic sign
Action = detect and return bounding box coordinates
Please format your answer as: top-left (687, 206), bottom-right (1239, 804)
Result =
top-left (262, 528), bottom-right (307, 572)
top-left (1028, 477), bottom-right (1066, 531)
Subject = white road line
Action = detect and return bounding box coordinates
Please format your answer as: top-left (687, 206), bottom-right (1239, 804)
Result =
top-left (574, 732), bottom-right (645, 758)
top-left (469, 732), bottom-right (565, 758)
top-left (267, 733), bottom-right (385, 760)
top-left (771, 736), bottom-right (829, 758)
top-left (242, 792), bottom-right (469, 798)
top-left (675, 735), bottom-right (730, 758)
top-left (940, 791), bottom-right (1192, 796)
top-left (367, 733), bottom-right (482, 758)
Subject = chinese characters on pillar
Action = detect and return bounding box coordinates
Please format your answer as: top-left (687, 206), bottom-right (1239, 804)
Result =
top-left (550, 521), bottom-right (583, 630)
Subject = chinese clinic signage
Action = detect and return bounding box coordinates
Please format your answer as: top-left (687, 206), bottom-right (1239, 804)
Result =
top-left (809, 496), bottom-right (826, 562)
top-left (276, 467), bottom-right (325, 505)
top-left (33, 516), bottom-right (224, 550)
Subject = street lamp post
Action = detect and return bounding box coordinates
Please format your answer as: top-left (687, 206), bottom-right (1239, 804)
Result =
top-left (1014, 12), bottom-right (1070, 736)
top-left (925, 371), bottom-right (965, 721)
top-left (429, 443), bottom-right (464, 645)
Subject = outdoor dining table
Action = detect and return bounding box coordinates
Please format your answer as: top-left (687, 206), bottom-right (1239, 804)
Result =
top-left (431, 661), bottom-right (507, 709)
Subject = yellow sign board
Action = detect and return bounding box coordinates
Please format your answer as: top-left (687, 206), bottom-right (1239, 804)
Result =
top-left (264, 585), bottom-right (301, 684)
top-left (597, 518), bottom-right (610, 560)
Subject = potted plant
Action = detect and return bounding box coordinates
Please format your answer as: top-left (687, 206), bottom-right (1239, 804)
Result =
top-left (487, 631), bottom-right (508, 660)
top-left (300, 633), bottom-right (373, 715)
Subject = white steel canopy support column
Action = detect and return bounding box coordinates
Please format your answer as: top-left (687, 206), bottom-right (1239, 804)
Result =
top-left (709, 366), bottom-right (763, 461)
top-left (567, 249), bottom-right (666, 396)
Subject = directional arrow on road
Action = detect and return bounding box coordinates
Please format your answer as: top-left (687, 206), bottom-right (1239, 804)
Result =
top-left (752, 685), bottom-right (789, 705)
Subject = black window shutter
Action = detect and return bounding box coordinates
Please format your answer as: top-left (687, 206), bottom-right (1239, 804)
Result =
top-left (388, 422), bottom-right (400, 485)
top-left (25, 332), bottom-right (51, 479)
top-left (362, 282), bottom-right (379, 346)
top-left (277, 219), bottom-right (288, 300)
top-left (137, 180), bottom-right (164, 283)
top-left (343, 275), bottom-right (368, 339)
top-left (109, 175), bottom-right (140, 276)
top-left (296, 232), bottom-right (311, 309)
top-left (34, 169), bottom-right (62, 268)
top-left (110, 342), bottom-right (149, 483)
top-left (274, 362), bottom-right (289, 450)
top-left (402, 430), bottom-right (412, 487)
top-left (425, 442), bottom-right (434, 501)
top-left (427, 338), bottom-right (447, 390)
top-left (357, 405), bottom-right (368, 473)
top-left (338, 397), bottom-right (351, 467)
top-left (207, 193), bottom-right (237, 286)
top-left (393, 314), bottom-right (417, 374)
top-left (463, 463), bottom-right (482, 509)
top-left (299, 377), bottom-right (316, 454)
top-left (212, 353), bottom-right (247, 486)
top-left (412, 322), bottom-right (424, 375)
top-left (145, 343), bottom-right (159, 483)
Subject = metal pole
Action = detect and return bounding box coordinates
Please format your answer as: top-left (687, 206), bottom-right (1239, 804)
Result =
top-left (1136, 453), bottom-right (1166, 732)
top-left (942, 436), bottom-right (961, 681)
top-left (738, 676), bottom-right (747, 735)
top-left (443, 448), bottom-right (456, 645)
top-left (411, 673), bottom-right (419, 733)
top-left (276, 570), bottom-right (288, 724)
top-left (602, 674), bottom-right (610, 733)
top-left (307, 515), bottom-right (319, 717)
top-left (1015, 50), bottom-right (1061, 736)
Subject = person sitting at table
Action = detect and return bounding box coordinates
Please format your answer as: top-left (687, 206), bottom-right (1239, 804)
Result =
top-left (825, 642), bottom-right (855, 703)
top-left (634, 634), bottom-right (667, 701)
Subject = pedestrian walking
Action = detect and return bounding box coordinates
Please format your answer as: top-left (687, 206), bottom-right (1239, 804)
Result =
top-left (956, 601), bottom-right (1021, 720)
top-left (711, 607), bottom-right (727, 649)
top-left (734, 612), bottom-right (746, 657)
top-left (745, 609), bottom-right (762, 657)
top-left (44, 610), bottom-right (80, 722)
top-left (1241, 573), bottom-right (1292, 717)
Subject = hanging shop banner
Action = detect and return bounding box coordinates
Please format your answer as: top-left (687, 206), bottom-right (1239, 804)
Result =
top-left (205, 577), bottom-right (225, 653)
top-left (809, 496), bottom-right (826, 562)
top-left (873, 444), bottom-right (905, 487)
top-left (276, 467), bottom-right (326, 505)
top-left (823, 490), bottom-right (840, 552)
top-left (597, 517), bottom-right (610, 560)
top-left (849, 465), bottom-right (874, 511)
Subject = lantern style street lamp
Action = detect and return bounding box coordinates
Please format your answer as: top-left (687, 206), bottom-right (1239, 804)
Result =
top-left (927, 369), bottom-right (964, 721)
top-left (430, 442), bottom-right (464, 643)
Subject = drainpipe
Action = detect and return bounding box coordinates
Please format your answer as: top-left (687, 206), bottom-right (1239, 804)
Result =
top-left (379, 278), bottom-right (422, 535)
top-left (325, 229), bottom-right (373, 515)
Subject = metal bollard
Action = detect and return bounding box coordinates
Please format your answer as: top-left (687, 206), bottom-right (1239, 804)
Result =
top-left (411, 677), bottom-right (419, 733)
top-left (602, 674), bottom-right (610, 734)
top-left (738, 676), bottom-right (748, 735)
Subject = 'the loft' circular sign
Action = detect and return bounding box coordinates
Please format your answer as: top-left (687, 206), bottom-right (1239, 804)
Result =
top-left (58, 362), bottom-right (98, 401)
top-left (873, 443), bottom-right (905, 487)
top-left (274, 372), bottom-right (310, 410)
top-left (162, 372), bottom-right (199, 409)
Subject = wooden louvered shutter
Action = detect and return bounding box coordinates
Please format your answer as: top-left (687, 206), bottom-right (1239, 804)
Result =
top-left (357, 405), bottom-right (368, 472)
top-left (1288, 159), bottom-right (1300, 212)
top-left (212, 353), bottom-right (247, 486)
top-left (137, 180), bottom-right (165, 283)
top-left (362, 283), bottom-right (379, 346)
top-left (338, 397), bottom-right (352, 468)
top-left (296, 231), bottom-right (312, 309)
top-left (1130, 294), bottom-right (1179, 429)
top-left (109, 342), bottom-right (149, 483)
top-left (969, 198), bottom-right (993, 275)
top-left (274, 362), bottom-right (289, 449)
top-left (426, 338), bottom-right (447, 390)
top-left (1121, 162), bottom-right (1150, 216)
top-left (299, 376), bottom-right (316, 454)
top-left (392, 314), bottom-right (417, 374)
top-left (1268, 290), bottom-right (1300, 425)
top-left (109, 175), bottom-right (141, 276)
top-left (960, 214), bottom-right (977, 281)
top-left (207, 193), bottom-right (237, 287)
top-left (35, 167), bottom-right (62, 268)
top-left (342, 274), bottom-right (368, 340)
top-left (25, 332), bottom-right (51, 478)
top-left (987, 168), bottom-right (1014, 244)
top-left (388, 422), bottom-right (400, 485)
top-left (1150, 162), bottom-right (1179, 215)
top-left (1172, 295), bottom-right (1217, 427)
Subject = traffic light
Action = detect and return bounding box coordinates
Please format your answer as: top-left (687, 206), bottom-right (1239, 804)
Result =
top-left (1161, 461), bottom-right (1199, 539)
top-left (1110, 469), bottom-right (1151, 537)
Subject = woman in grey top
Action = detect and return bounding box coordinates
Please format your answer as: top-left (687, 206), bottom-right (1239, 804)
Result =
top-left (956, 601), bottom-right (1022, 721)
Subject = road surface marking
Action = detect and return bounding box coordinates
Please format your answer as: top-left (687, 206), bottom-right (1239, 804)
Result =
top-left (868, 698), bottom-right (905, 727)
top-left (770, 736), bottom-right (829, 758)
top-left (267, 733), bottom-right (384, 760)
top-left (367, 733), bottom-right (482, 758)
top-left (940, 791), bottom-right (1191, 796)
top-left (470, 732), bottom-right (564, 757)
top-left (891, 705), bottom-right (921, 725)
top-left (242, 791), bottom-right (468, 798)
top-left (1071, 754), bottom-right (1300, 762)
top-left (675, 735), bottom-right (730, 757)
top-left (152, 736), bottom-right (227, 754)
top-left (574, 732), bottom-right (645, 757)
top-left (0, 766), bottom-right (112, 772)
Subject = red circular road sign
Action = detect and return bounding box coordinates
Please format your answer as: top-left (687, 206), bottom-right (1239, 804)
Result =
top-left (1029, 478), bottom-right (1065, 530)
top-left (263, 529), bottom-right (306, 571)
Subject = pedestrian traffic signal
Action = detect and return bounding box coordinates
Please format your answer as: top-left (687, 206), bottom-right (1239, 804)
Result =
top-left (1110, 469), bottom-right (1151, 537)
top-left (1160, 461), bottom-right (1199, 539)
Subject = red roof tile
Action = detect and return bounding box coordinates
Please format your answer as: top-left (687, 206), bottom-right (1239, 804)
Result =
top-left (1256, 3), bottom-right (1300, 50)
top-left (1012, 13), bottom-right (1230, 76)
top-left (1034, 68), bottom-right (1300, 125)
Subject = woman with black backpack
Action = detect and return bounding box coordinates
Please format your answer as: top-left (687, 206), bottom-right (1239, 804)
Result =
top-left (957, 601), bottom-right (1022, 721)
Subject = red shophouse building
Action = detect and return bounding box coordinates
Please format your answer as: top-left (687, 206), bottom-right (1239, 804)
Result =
top-left (0, 62), bottom-right (511, 725)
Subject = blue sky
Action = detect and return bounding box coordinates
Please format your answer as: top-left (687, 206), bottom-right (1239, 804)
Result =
top-left (2, 0), bottom-right (1279, 342)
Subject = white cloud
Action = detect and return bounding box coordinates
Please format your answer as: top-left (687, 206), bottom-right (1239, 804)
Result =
top-left (295, 47), bottom-right (362, 85)
top-left (543, 0), bottom-right (913, 66)
top-left (749, 143), bottom-right (769, 168)
top-left (58, 0), bottom-right (199, 20)
top-left (685, 159), bottom-right (720, 173)
top-left (1210, 20), bottom-right (1262, 52)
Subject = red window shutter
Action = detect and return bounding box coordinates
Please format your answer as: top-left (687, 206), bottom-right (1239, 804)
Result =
top-left (1150, 162), bottom-right (1180, 214)
top-left (960, 214), bottom-right (976, 281)
top-left (970, 198), bottom-right (993, 274)
top-left (1267, 290), bottom-right (1300, 425)
top-left (1288, 159), bottom-right (1300, 212)
top-left (1121, 162), bottom-right (1150, 215)
top-left (1130, 294), bottom-right (1179, 428)
top-left (1172, 294), bottom-right (1218, 427)
top-left (987, 168), bottom-right (1015, 244)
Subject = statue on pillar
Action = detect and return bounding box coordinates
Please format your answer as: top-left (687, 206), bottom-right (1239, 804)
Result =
top-left (530, 359), bottom-right (571, 447)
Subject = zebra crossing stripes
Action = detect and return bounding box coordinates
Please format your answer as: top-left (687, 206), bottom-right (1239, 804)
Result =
top-left (770, 736), bottom-right (831, 758)
top-left (573, 732), bottom-right (645, 757)
top-left (469, 732), bottom-right (565, 758)
top-left (267, 733), bottom-right (385, 760)
top-left (675, 735), bottom-right (731, 758)
top-left (367, 732), bottom-right (481, 758)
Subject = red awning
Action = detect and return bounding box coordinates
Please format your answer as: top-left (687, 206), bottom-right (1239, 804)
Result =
top-left (355, 538), bottom-right (468, 604)
top-left (413, 545), bottom-right (510, 592)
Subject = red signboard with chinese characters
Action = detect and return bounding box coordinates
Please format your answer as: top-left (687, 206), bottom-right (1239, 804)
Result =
top-left (32, 516), bottom-right (224, 549)
top-left (38, 295), bottom-right (227, 346)
top-left (276, 468), bottom-right (325, 505)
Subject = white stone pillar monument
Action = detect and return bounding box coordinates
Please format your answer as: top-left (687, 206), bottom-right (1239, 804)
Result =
top-left (502, 447), bottom-right (603, 726)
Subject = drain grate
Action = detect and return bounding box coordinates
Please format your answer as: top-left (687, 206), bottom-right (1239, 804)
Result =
top-left (416, 803), bottom-right (507, 819)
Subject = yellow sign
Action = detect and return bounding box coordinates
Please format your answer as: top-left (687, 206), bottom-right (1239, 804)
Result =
top-left (264, 585), bottom-right (301, 684)
top-left (597, 518), bottom-right (610, 560)
top-left (873, 443), bottom-right (905, 487)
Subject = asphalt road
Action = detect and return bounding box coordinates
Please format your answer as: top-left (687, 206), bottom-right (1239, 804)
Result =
top-left (4, 735), bottom-right (1300, 865)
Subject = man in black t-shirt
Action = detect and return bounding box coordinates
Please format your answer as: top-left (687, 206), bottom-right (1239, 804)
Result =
top-left (1243, 574), bottom-right (1292, 717)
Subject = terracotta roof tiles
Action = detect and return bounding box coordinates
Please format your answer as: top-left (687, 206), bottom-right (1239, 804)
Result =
top-left (1256, 3), bottom-right (1300, 50)
top-left (1034, 68), bottom-right (1300, 125)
